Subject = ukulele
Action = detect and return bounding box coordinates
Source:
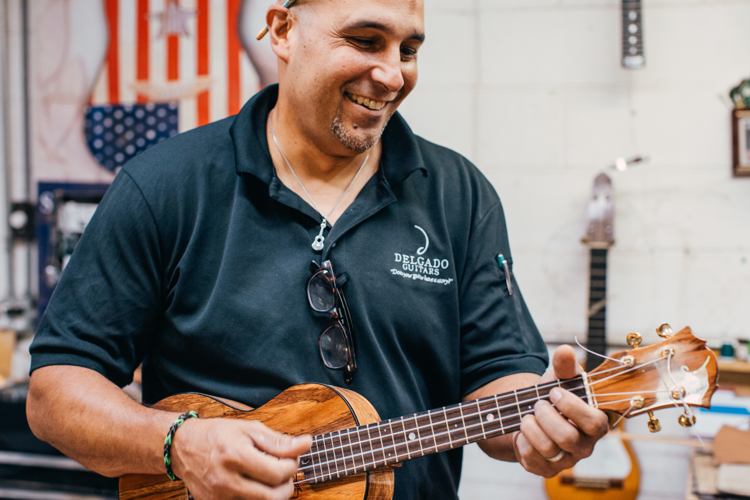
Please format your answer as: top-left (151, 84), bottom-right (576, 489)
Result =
top-left (120, 326), bottom-right (718, 500)
top-left (545, 172), bottom-right (640, 500)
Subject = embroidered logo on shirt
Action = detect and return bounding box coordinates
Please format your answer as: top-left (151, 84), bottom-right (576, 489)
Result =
top-left (414, 225), bottom-right (429, 255)
top-left (390, 225), bottom-right (454, 286)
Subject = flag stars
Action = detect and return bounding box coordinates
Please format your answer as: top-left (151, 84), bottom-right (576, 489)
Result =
top-left (152, 0), bottom-right (196, 39)
top-left (85, 102), bottom-right (178, 172)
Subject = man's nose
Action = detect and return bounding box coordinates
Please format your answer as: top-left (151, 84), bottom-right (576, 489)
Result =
top-left (371, 46), bottom-right (405, 93)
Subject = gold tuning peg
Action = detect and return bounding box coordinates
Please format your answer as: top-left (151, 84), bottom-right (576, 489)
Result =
top-left (647, 411), bottom-right (661, 433)
top-left (678, 414), bottom-right (696, 427)
top-left (626, 332), bottom-right (643, 348)
top-left (656, 323), bottom-right (673, 339)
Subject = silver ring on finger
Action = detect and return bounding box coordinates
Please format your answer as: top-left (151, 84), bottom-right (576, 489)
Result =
top-left (544, 450), bottom-right (565, 463)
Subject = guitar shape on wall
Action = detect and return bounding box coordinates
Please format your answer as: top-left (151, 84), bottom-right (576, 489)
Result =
top-left (120, 326), bottom-right (718, 500)
top-left (545, 173), bottom-right (640, 500)
top-left (622, 0), bottom-right (645, 69)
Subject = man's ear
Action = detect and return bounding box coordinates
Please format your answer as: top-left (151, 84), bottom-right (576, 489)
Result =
top-left (266, 5), bottom-right (293, 63)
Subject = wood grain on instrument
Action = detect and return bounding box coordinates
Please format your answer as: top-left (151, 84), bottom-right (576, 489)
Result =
top-left (588, 327), bottom-right (718, 415)
top-left (120, 384), bottom-right (393, 500)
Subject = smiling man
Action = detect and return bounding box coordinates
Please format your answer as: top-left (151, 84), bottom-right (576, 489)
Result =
top-left (26, 0), bottom-right (607, 499)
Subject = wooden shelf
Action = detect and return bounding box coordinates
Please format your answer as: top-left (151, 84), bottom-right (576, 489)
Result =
top-left (717, 359), bottom-right (750, 374)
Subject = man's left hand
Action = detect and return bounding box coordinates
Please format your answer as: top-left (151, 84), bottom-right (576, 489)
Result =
top-left (513, 345), bottom-right (609, 478)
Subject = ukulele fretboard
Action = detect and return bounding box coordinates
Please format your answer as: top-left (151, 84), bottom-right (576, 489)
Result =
top-left (299, 377), bottom-right (588, 484)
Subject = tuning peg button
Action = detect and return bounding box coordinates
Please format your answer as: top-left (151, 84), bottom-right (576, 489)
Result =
top-left (656, 323), bottom-right (673, 338)
top-left (678, 414), bottom-right (696, 427)
top-left (627, 332), bottom-right (643, 348)
top-left (647, 411), bottom-right (661, 433)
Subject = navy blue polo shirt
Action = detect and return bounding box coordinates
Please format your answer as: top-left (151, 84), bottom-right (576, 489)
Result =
top-left (30, 85), bottom-right (547, 498)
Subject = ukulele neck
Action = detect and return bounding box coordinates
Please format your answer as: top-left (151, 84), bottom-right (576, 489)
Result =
top-left (300, 377), bottom-right (590, 484)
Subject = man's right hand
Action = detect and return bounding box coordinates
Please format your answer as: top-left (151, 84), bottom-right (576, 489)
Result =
top-left (171, 418), bottom-right (312, 500)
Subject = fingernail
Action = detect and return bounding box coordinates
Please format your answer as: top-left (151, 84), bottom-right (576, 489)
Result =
top-left (292, 435), bottom-right (311, 446)
top-left (549, 388), bottom-right (562, 403)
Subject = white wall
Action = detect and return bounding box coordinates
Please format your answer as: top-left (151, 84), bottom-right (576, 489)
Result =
top-left (396, 0), bottom-right (750, 498)
top-left (399, 0), bottom-right (750, 347)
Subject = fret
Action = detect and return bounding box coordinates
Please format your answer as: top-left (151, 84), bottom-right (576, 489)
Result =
top-left (475, 401), bottom-right (487, 440)
top-left (514, 389), bottom-right (522, 417)
top-left (331, 432), bottom-right (342, 478)
top-left (409, 415), bottom-right (424, 457)
top-left (535, 385), bottom-right (540, 400)
top-left (386, 419), bottom-right (398, 464)
top-left (493, 394), bottom-right (504, 434)
top-left (442, 407), bottom-right (453, 448)
top-left (477, 399), bottom-right (503, 438)
top-left (427, 410), bottom-right (439, 452)
top-left (393, 418), bottom-right (410, 462)
top-left (457, 404), bottom-right (470, 444)
top-left (312, 436), bottom-right (324, 481)
top-left (320, 434), bottom-right (332, 481)
top-left (364, 424), bottom-right (376, 466)
top-left (429, 407), bottom-right (449, 453)
top-left (413, 414), bottom-right (426, 456)
top-left (356, 426), bottom-right (367, 475)
top-left (373, 423), bottom-right (388, 465)
top-left (398, 416), bottom-right (412, 460)
top-left (334, 431), bottom-right (345, 477)
top-left (344, 428), bottom-right (356, 473)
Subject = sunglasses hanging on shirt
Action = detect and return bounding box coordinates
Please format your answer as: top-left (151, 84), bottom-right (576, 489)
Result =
top-left (307, 260), bottom-right (358, 384)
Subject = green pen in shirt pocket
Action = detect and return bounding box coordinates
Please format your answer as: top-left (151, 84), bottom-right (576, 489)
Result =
top-left (496, 254), bottom-right (513, 296)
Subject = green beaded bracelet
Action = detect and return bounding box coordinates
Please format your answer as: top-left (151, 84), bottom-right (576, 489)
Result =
top-left (163, 411), bottom-right (199, 481)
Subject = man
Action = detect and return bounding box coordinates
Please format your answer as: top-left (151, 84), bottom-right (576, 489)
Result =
top-left (26, 1), bottom-right (608, 499)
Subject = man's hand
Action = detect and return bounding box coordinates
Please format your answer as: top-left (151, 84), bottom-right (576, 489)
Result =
top-left (513, 345), bottom-right (609, 478)
top-left (171, 418), bottom-right (312, 500)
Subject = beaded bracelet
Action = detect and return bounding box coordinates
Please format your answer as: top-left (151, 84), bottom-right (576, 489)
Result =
top-left (164, 411), bottom-right (199, 481)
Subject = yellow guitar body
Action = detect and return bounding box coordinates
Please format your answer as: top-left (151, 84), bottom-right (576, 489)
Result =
top-left (544, 424), bottom-right (640, 500)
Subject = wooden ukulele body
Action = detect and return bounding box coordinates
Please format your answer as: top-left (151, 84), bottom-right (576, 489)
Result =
top-left (119, 384), bottom-right (394, 500)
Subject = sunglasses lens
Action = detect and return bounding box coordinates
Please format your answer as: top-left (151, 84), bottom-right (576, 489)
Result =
top-left (308, 271), bottom-right (336, 312)
top-left (319, 324), bottom-right (349, 369)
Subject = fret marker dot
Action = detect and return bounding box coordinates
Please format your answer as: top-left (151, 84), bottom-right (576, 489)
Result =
top-left (486, 414), bottom-right (495, 422)
top-left (408, 432), bottom-right (416, 441)
top-left (628, 23), bottom-right (638, 34)
top-left (629, 10), bottom-right (637, 21)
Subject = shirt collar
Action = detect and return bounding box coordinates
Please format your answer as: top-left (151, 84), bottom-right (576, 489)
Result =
top-left (230, 84), bottom-right (428, 186)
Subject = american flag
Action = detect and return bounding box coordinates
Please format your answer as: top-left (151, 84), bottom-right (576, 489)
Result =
top-left (87, 0), bottom-right (263, 171)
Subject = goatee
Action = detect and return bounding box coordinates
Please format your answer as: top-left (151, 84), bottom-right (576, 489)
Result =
top-left (331, 108), bottom-right (391, 154)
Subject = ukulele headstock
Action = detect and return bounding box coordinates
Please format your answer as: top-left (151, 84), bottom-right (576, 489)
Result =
top-left (585, 325), bottom-right (719, 431)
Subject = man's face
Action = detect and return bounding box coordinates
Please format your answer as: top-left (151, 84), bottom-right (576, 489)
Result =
top-left (282, 0), bottom-right (425, 155)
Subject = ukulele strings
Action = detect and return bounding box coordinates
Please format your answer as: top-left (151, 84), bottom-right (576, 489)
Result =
top-left (295, 356), bottom-right (670, 484)
top-left (293, 392), bottom-right (665, 486)
top-left (293, 393), bottom-right (665, 485)
top-left (296, 356), bottom-right (667, 471)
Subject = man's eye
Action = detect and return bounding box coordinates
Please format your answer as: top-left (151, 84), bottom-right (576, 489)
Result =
top-left (401, 47), bottom-right (417, 58)
top-left (351, 38), bottom-right (374, 48)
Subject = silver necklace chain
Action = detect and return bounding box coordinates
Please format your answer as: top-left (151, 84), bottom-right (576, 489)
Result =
top-left (269, 110), bottom-right (369, 252)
